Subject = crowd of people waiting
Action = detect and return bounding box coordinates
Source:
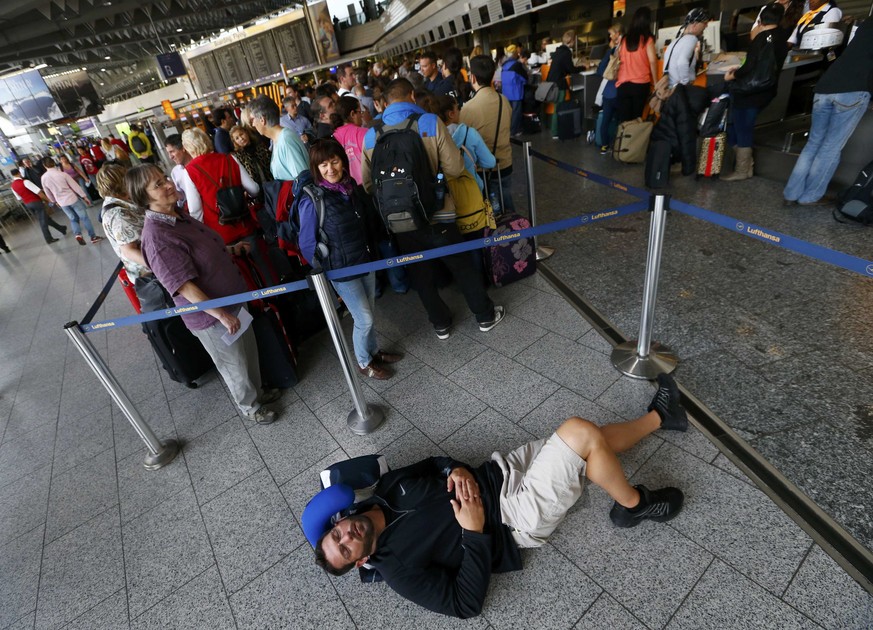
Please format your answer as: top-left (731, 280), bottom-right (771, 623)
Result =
top-left (80, 54), bottom-right (525, 424)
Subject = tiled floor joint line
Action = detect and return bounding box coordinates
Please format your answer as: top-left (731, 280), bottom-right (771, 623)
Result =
top-left (538, 261), bottom-right (873, 597)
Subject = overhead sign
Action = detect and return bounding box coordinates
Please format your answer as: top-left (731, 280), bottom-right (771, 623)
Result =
top-left (161, 99), bottom-right (177, 119)
top-left (156, 52), bottom-right (187, 80)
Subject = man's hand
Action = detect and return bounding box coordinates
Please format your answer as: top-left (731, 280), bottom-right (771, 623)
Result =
top-left (217, 309), bottom-right (240, 335)
top-left (447, 467), bottom-right (480, 501)
top-left (724, 68), bottom-right (737, 82)
top-left (450, 492), bottom-right (485, 533)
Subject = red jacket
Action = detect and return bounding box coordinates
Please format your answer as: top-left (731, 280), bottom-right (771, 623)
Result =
top-left (79, 154), bottom-right (98, 175)
top-left (90, 145), bottom-right (106, 162)
top-left (185, 153), bottom-right (255, 244)
top-left (11, 177), bottom-right (41, 204)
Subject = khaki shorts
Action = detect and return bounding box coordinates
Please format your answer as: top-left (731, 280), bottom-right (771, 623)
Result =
top-left (492, 432), bottom-right (587, 548)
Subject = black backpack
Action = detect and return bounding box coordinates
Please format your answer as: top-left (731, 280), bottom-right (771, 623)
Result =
top-left (834, 159), bottom-right (873, 226)
top-left (370, 113), bottom-right (436, 233)
top-left (130, 134), bottom-right (147, 154)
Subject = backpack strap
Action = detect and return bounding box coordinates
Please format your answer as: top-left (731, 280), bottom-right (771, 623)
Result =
top-left (303, 184), bottom-right (330, 263)
top-left (372, 118), bottom-right (386, 139)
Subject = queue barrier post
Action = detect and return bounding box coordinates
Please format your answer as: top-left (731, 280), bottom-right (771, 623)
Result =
top-left (63, 321), bottom-right (180, 470)
top-left (610, 194), bottom-right (678, 380)
top-left (522, 141), bottom-right (555, 261)
top-left (308, 269), bottom-right (385, 435)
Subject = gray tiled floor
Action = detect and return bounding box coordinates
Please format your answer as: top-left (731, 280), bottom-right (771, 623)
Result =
top-left (0, 184), bottom-right (871, 630)
top-left (520, 133), bottom-right (873, 553)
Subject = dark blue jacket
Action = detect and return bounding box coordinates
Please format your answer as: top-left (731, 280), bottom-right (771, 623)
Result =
top-left (297, 184), bottom-right (370, 279)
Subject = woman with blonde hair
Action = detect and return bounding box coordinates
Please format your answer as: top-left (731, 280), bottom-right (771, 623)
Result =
top-left (101, 137), bottom-right (130, 165)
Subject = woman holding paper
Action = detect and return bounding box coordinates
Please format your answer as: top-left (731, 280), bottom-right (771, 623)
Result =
top-left (127, 163), bottom-right (281, 425)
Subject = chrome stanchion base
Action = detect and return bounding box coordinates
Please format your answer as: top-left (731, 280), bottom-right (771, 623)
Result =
top-left (347, 405), bottom-right (385, 436)
top-left (143, 438), bottom-right (181, 471)
top-left (535, 245), bottom-right (555, 261)
top-left (611, 341), bottom-right (679, 380)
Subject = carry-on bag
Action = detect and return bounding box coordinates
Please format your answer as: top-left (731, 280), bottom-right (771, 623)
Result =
top-left (251, 305), bottom-right (299, 389)
top-left (522, 113), bottom-right (542, 134)
top-left (233, 251), bottom-right (299, 389)
top-left (534, 81), bottom-right (558, 102)
top-left (645, 140), bottom-right (672, 189)
top-left (834, 159), bottom-right (873, 225)
top-left (556, 99), bottom-right (583, 140)
top-left (613, 118), bottom-right (653, 164)
top-left (143, 317), bottom-right (215, 389)
top-left (483, 213), bottom-right (537, 287)
top-left (697, 133), bottom-right (727, 178)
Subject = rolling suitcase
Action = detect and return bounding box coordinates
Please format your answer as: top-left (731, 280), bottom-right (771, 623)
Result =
top-left (697, 133), bottom-right (727, 178)
top-left (522, 113), bottom-right (542, 134)
top-left (143, 318), bottom-right (214, 389)
top-left (613, 118), bottom-right (653, 164)
top-left (645, 140), bottom-right (672, 189)
top-left (556, 99), bottom-right (583, 140)
top-left (233, 251), bottom-right (299, 389)
top-left (252, 304), bottom-right (299, 389)
top-left (483, 213), bottom-right (537, 287)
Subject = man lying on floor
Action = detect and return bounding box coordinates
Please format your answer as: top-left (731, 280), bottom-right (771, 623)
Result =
top-left (312, 373), bottom-right (688, 619)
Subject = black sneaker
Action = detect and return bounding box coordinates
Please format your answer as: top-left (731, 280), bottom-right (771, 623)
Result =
top-left (478, 306), bottom-right (506, 332)
top-left (648, 373), bottom-right (687, 432)
top-left (435, 327), bottom-right (451, 341)
top-left (610, 484), bottom-right (684, 528)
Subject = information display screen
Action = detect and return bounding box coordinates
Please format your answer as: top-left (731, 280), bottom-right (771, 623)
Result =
top-left (189, 53), bottom-right (224, 94)
top-left (242, 31), bottom-right (282, 80)
top-left (214, 42), bottom-right (250, 88)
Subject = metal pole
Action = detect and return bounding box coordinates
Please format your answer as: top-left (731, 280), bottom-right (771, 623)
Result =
top-left (308, 270), bottom-right (385, 435)
top-left (522, 141), bottom-right (554, 261)
top-left (63, 322), bottom-right (180, 470)
top-left (610, 194), bottom-right (678, 380)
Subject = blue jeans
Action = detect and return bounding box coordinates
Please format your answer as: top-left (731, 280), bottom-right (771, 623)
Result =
top-left (599, 98), bottom-right (619, 148)
top-left (331, 272), bottom-right (378, 369)
top-left (784, 91), bottom-right (871, 203)
top-left (378, 239), bottom-right (408, 293)
top-left (727, 106), bottom-right (760, 148)
top-left (59, 199), bottom-right (96, 238)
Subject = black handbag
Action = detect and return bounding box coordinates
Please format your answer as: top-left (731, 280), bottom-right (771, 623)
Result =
top-left (194, 155), bottom-right (248, 225)
top-left (730, 33), bottom-right (779, 95)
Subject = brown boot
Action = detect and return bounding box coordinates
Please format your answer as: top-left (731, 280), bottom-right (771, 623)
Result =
top-left (722, 147), bottom-right (753, 181)
top-left (358, 361), bottom-right (394, 380)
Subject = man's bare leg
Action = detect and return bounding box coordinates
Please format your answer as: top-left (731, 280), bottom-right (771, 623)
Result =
top-left (556, 417), bottom-right (641, 508)
top-left (600, 411), bottom-right (661, 454)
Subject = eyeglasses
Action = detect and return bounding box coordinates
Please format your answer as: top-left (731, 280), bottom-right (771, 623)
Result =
top-left (150, 176), bottom-right (173, 190)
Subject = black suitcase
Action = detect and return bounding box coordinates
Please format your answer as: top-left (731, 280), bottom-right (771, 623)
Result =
top-left (252, 304), bottom-right (299, 389)
top-left (522, 113), bottom-right (542, 134)
top-left (143, 318), bottom-right (214, 388)
top-left (645, 140), bottom-right (672, 189)
top-left (556, 100), bottom-right (583, 140)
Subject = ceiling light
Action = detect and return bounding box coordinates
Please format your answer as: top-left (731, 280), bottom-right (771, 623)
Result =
top-left (101, 68), bottom-right (106, 71)
top-left (176, 28), bottom-right (183, 32)
top-left (105, 55), bottom-right (111, 59)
